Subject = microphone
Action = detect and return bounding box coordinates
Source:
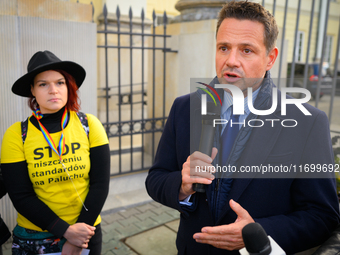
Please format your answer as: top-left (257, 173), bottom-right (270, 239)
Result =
top-left (193, 101), bottom-right (220, 193)
top-left (239, 223), bottom-right (286, 255)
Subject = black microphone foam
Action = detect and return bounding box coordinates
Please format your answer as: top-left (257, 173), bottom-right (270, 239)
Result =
top-left (242, 223), bottom-right (271, 255)
top-left (193, 101), bottom-right (221, 193)
top-left (199, 101), bottom-right (221, 155)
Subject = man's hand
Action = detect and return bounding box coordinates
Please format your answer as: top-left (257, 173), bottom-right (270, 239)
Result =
top-left (64, 223), bottom-right (95, 248)
top-left (179, 148), bottom-right (217, 201)
top-left (193, 199), bottom-right (255, 250)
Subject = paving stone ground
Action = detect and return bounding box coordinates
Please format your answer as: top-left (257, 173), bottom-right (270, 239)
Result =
top-left (1, 201), bottom-right (180, 255)
top-left (101, 201), bottom-right (180, 255)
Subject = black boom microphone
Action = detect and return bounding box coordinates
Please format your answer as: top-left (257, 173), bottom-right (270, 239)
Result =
top-left (239, 222), bottom-right (285, 255)
top-left (193, 101), bottom-right (221, 193)
top-left (242, 223), bottom-right (271, 255)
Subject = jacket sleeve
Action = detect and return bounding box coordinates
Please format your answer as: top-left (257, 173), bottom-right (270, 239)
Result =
top-left (76, 114), bottom-right (110, 225)
top-left (0, 167), bottom-right (6, 199)
top-left (255, 111), bottom-right (340, 253)
top-left (145, 96), bottom-right (198, 215)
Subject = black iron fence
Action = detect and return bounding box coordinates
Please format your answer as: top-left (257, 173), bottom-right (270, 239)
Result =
top-left (264, 0), bottom-right (340, 125)
top-left (97, 4), bottom-right (176, 176)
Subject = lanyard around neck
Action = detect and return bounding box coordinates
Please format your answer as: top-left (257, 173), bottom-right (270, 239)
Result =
top-left (32, 107), bottom-right (68, 160)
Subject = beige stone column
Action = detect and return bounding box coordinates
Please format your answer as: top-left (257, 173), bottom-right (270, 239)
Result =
top-left (174, 0), bottom-right (225, 22)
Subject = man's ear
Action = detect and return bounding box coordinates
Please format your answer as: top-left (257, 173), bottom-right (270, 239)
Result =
top-left (266, 47), bottom-right (278, 71)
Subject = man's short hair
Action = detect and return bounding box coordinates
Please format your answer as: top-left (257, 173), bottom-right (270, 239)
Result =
top-left (216, 0), bottom-right (279, 53)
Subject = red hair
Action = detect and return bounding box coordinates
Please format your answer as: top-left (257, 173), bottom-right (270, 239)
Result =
top-left (28, 69), bottom-right (81, 112)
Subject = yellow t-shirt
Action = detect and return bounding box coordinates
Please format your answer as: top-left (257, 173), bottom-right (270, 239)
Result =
top-left (1, 111), bottom-right (109, 231)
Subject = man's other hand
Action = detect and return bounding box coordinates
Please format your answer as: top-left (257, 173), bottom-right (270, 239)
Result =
top-left (193, 199), bottom-right (255, 250)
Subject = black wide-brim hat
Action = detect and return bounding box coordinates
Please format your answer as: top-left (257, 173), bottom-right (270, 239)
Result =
top-left (12, 50), bottom-right (86, 97)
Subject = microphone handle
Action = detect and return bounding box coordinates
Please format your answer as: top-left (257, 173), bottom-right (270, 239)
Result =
top-left (193, 123), bottom-right (215, 193)
top-left (192, 183), bottom-right (206, 193)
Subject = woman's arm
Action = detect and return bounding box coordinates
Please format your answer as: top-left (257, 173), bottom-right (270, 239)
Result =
top-left (2, 161), bottom-right (70, 237)
top-left (76, 144), bottom-right (110, 225)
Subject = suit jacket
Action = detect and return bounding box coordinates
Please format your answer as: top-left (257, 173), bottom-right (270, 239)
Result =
top-left (145, 74), bottom-right (340, 254)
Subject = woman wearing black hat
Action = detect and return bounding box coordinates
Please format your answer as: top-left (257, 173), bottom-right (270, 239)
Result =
top-left (1, 51), bottom-right (110, 255)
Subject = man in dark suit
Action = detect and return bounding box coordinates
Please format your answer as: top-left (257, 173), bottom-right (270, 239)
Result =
top-left (145, 1), bottom-right (340, 254)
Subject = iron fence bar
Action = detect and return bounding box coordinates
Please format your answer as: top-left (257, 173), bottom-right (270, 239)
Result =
top-left (97, 82), bottom-right (147, 89)
top-left (110, 169), bottom-right (147, 177)
top-left (262, 0), bottom-right (265, 7)
top-left (117, 5), bottom-right (122, 175)
top-left (272, 0), bottom-right (276, 16)
top-left (313, 1), bottom-right (322, 62)
top-left (114, 101), bottom-right (145, 105)
top-left (98, 90), bottom-right (146, 95)
top-left (97, 31), bottom-right (172, 37)
top-left (141, 8), bottom-right (145, 170)
top-left (91, 2), bottom-right (94, 23)
top-left (277, 0), bottom-right (288, 89)
top-left (328, 16), bottom-right (340, 124)
top-left (97, 45), bottom-right (175, 51)
top-left (110, 147), bottom-right (143, 155)
top-left (103, 117), bottom-right (168, 137)
top-left (104, 4), bottom-right (110, 135)
top-left (152, 10), bottom-right (156, 163)
top-left (302, 0), bottom-right (316, 90)
top-left (106, 117), bottom-right (167, 126)
top-left (288, 0), bottom-right (301, 88)
top-left (163, 12), bottom-right (167, 129)
top-left (315, 0), bottom-right (330, 108)
top-left (107, 128), bottom-right (167, 137)
top-left (98, 92), bottom-right (146, 98)
top-left (129, 7), bottom-right (134, 172)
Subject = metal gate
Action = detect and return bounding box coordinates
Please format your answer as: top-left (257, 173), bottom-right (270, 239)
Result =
top-left (97, 5), bottom-right (176, 176)
top-left (262, 0), bottom-right (340, 125)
